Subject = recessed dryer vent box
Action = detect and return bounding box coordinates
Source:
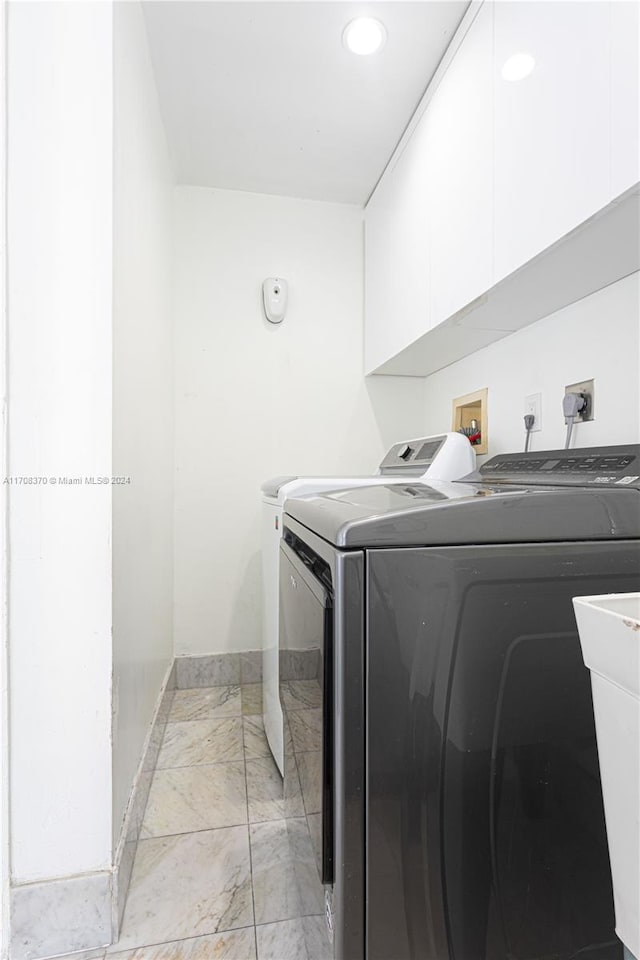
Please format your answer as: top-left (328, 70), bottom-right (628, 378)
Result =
top-left (452, 387), bottom-right (488, 456)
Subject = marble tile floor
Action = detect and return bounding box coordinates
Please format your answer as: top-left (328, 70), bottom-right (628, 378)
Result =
top-left (84, 681), bottom-right (328, 960)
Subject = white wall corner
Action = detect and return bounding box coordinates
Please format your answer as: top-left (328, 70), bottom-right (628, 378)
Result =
top-left (6, 0), bottom-right (114, 901)
top-left (111, 0), bottom-right (175, 861)
top-left (0, 0), bottom-right (9, 954)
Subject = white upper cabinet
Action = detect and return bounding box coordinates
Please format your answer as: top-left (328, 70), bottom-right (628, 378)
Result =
top-left (365, 3), bottom-right (493, 374)
top-left (493, 2), bottom-right (611, 284)
top-left (426, 1), bottom-right (494, 329)
top-left (611, 0), bottom-right (640, 198)
top-left (364, 0), bottom-right (640, 376)
top-left (364, 105), bottom-right (431, 374)
top-left (365, 172), bottom-right (396, 374)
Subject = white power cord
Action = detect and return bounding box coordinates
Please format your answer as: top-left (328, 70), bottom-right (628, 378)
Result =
top-left (563, 393), bottom-right (586, 449)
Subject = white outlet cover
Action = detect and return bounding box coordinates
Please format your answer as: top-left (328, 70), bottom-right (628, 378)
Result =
top-left (525, 393), bottom-right (542, 432)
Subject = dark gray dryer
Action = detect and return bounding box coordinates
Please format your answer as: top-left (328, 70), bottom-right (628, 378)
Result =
top-left (278, 445), bottom-right (640, 960)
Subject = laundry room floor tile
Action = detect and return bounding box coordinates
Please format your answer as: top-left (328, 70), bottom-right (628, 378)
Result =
top-left (108, 927), bottom-right (256, 959)
top-left (111, 827), bottom-right (253, 951)
top-left (288, 709), bottom-right (322, 753)
top-left (245, 755), bottom-right (303, 823)
top-left (158, 717), bottom-right (244, 768)
top-left (141, 762), bottom-right (247, 838)
top-left (242, 716), bottom-right (271, 760)
top-left (255, 918), bottom-right (307, 960)
top-left (109, 681), bottom-right (327, 958)
top-left (280, 680), bottom-right (322, 712)
top-left (250, 818), bottom-right (322, 925)
top-left (296, 750), bottom-right (321, 816)
top-left (255, 915), bottom-right (330, 960)
top-left (57, 951), bottom-right (106, 960)
top-left (250, 820), bottom-right (302, 925)
top-left (241, 683), bottom-right (263, 716)
top-left (169, 686), bottom-right (242, 722)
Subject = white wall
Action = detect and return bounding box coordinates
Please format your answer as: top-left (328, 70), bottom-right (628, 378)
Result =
top-left (422, 273), bottom-right (640, 456)
top-left (173, 187), bottom-right (425, 655)
top-left (0, 0), bottom-right (9, 950)
top-left (7, 1), bottom-right (113, 881)
top-left (112, 2), bottom-right (174, 847)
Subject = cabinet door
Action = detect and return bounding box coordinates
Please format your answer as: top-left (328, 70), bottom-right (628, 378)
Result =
top-left (364, 116), bottom-right (430, 374)
top-left (494, 1), bottom-right (611, 284)
top-left (365, 173), bottom-right (395, 374)
top-left (426, 1), bottom-right (494, 330)
top-left (611, 0), bottom-right (640, 199)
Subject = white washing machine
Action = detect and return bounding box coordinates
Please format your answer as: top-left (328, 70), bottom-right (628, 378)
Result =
top-left (260, 432), bottom-right (476, 773)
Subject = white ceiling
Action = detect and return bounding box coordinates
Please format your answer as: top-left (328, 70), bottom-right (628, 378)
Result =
top-left (142, 1), bottom-right (469, 205)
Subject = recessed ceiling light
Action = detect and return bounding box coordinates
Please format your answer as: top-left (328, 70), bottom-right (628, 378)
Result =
top-left (343, 17), bottom-right (387, 56)
top-left (501, 52), bottom-right (536, 82)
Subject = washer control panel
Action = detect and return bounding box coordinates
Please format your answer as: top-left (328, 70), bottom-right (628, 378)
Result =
top-left (481, 445), bottom-right (640, 487)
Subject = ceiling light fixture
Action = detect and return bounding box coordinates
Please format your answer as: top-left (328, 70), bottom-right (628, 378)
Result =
top-left (501, 52), bottom-right (536, 82)
top-left (343, 17), bottom-right (387, 56)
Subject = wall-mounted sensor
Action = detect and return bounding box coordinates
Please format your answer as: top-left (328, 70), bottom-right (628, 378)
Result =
top-left (263, 278), bottom-right (288, 324)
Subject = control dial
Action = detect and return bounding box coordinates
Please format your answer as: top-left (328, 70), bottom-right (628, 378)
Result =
top-left (398, 444), bottom-right (413, 461)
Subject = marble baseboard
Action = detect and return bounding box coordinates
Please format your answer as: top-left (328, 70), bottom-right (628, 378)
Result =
top-left (175, 652), bottom-right (262, 689)
top-left (10, 871), bottom-right (111, 960)
top-left (113, 660), bottom-right (177, 935)
top-left (240, 651), bottom-right (262, 684)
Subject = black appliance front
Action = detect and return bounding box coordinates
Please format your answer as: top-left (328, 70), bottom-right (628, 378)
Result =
top-left (367, 541), bottom-right (640, 960)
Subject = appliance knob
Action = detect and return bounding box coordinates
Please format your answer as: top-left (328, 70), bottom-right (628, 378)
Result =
top-left (398, 444), bottom-right (413, 461)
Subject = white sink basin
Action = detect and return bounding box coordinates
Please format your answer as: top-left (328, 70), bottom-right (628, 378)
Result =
top-left (573, 593), bottom-right (640, 960)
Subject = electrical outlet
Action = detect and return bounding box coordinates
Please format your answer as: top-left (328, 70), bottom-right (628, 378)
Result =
top-left (564, 379), bottom-right (595, 422)
top-left (525, 393), bottom-right (542, 432)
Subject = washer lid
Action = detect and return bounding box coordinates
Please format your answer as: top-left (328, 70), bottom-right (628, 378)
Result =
top-left (261, 474), bottom-right (383, 502)
top-left (261, 476), bottom-right (299, 498)
top-left (261, 432), bottom-right (477, 502)
top-left (284, 479), bottom-right (640, 548)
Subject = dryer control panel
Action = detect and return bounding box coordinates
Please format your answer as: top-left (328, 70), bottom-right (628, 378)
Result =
top-left (481, 444), bottom-right (640, 487)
